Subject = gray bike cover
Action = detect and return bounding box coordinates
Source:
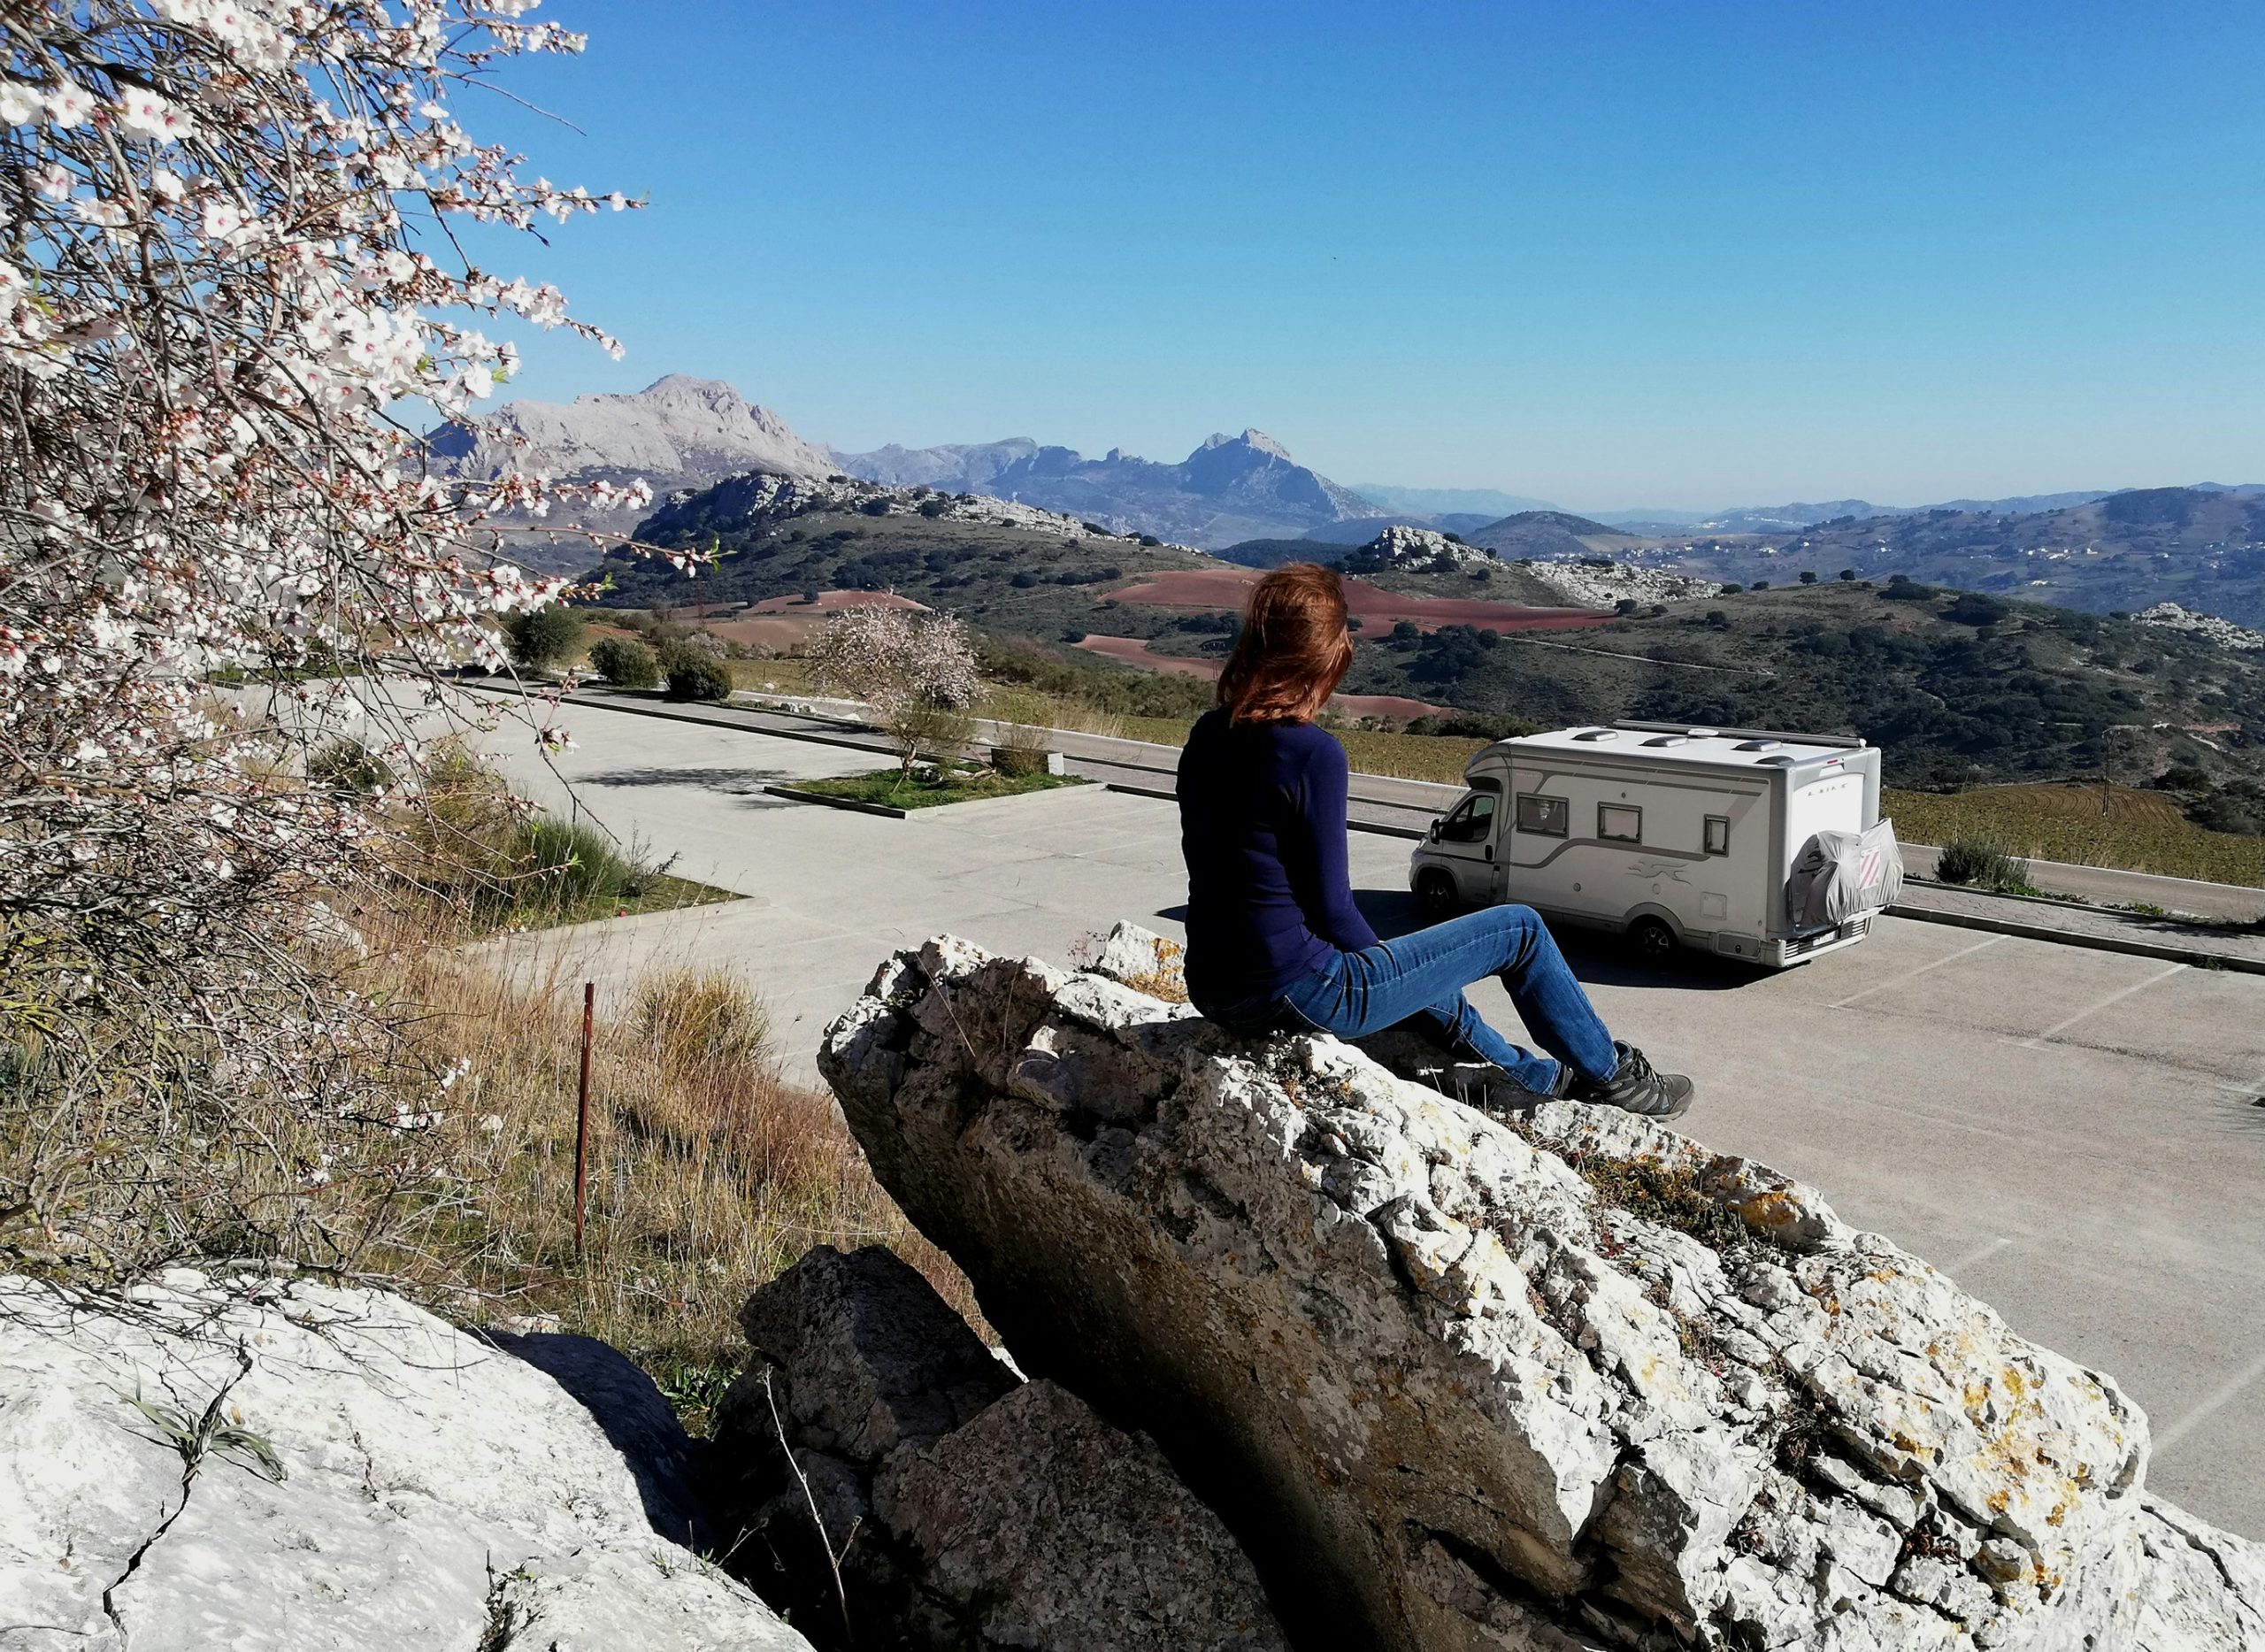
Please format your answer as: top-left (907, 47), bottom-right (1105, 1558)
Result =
top-left (1786, 818), bottom-right (1905, 928)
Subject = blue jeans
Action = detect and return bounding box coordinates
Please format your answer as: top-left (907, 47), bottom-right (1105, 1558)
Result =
top-left (1200, 906), bottom-right (1618, 1095)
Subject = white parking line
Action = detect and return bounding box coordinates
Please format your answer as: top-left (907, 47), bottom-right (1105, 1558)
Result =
top-left (1831, 934), bottom-right (2006, 1009)
top-left (2024, 961), bottom-right (2189, 1045)
top-left (2155, 1351), bottom-right (2265, 1453)
top-left (1940, 1235), bottom-right (2014, 1278)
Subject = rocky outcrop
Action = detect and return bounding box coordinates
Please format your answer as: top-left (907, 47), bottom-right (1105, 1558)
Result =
top-left (1354, 524), bottom-right (1500, 570)
top-left (818, 925), bottom-right (2265, 1652)
top-left (710, 1244), bottom-right (1287, 1652)
top-left (432, 373), bottom-right (834, 495)
top-left (0, 1270), bottom-right (810, 1651)
top-left (2136, 602), bottom-right (2265, 650)
top-left (1522, 557), bottom-right (1724, 607)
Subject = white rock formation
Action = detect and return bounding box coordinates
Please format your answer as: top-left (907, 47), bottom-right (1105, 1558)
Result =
top-left (1523, 558), bottom-right (1725, 607)
top-left (1358, 525), bottom-right (1499, 569)
top-left (818, 925), bottom-right (2265, 1652)
top-left (432, 373), bottom-right (835, 490)
top-left (0, 1271), bottom-right (811, 1652)
top-left (2135, 602), bottom-right (2265, 650)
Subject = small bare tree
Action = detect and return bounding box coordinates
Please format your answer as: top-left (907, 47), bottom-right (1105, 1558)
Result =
top-left (803, 605), bottom-right (980, 780)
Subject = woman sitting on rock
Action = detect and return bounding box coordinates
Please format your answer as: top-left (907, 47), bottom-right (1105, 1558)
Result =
top-left (1174, 562), bottom-right (1695, 1118)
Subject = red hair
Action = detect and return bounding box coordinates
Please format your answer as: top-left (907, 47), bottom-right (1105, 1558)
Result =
top-left (1217, 563), bottom-right (1354, 725)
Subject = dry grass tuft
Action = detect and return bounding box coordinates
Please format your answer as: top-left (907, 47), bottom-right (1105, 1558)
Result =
top-left (343, 902), bottom-right (973, 1425)
top-left (632, 966), bottom-right (772, 1072)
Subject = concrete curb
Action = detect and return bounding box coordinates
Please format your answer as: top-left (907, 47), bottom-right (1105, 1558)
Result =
top-left (763, 784), bottom-right (908, 818)
top-left (1885, 902), bottom-right (2265, 976)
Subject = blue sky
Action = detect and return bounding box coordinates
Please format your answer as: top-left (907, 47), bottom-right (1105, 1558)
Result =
top-left (455, 0), bottom-right (2265, 511)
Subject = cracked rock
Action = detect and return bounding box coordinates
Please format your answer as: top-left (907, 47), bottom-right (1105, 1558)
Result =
top-left (815, 923), bottom-right (2265, 1652)
top-left (0, 1272), bottom-right (810, 1651)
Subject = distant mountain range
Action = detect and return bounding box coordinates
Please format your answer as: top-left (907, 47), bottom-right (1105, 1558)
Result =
top-left (1590, 488), bottom-right (2264, 535)
top-left (1648, 486), bottom-right (2265, 624)
top-left (429, 378), bottom-right (2265, 616)
top-left (1345, 483), bottom-right (1560, 518)
top-left (831, 427), bottom-right (1382, 549)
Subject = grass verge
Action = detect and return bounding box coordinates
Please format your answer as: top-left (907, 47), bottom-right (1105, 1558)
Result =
top-left (1885, 783), bottom-right (2264, 887)
top-left (795, 764), bottom-right (1087, 811)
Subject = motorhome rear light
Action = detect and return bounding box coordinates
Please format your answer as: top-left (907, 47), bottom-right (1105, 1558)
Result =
top-left (1573, 728), bottom-right (1619, 741)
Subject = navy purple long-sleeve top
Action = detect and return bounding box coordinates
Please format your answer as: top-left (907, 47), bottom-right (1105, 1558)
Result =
top-left (1176, 709), bottom-right (1381, 1009)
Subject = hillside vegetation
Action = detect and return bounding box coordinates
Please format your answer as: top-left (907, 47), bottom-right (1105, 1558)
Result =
top-left (1319, 581), bottom-right (2265, 790)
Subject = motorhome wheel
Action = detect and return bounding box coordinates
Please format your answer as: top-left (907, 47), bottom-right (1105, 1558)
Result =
top-left (1629, 915), bottom-right (1678, 964)
top-left (1416, 868), bottom-right (1461, 919)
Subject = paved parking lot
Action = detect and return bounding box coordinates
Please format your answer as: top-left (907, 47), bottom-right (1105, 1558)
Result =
top-left (476, 700), bottom-right (2265, 1538)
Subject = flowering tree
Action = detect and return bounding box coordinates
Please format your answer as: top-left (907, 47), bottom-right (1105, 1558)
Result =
top-left (803, 605), bottom-right (980, 779)
top-left (0, 0), bottom-right (646, 1280)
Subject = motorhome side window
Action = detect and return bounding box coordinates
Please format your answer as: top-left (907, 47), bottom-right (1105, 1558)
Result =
top-left (1515, 793), bottom-right (1568, 837)
top-left (1442, 794), bottom-right (1496, 842)
top-left (1704, 815), bottom-right (1730, 855)
top-left (1598, 803), bottom-right (1642, 842)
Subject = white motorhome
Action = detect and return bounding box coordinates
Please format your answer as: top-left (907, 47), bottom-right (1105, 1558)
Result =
top-left (1406, 720), bottom-right (1901, 968)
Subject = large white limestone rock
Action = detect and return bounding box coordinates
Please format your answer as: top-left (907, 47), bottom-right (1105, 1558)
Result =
top-left (818, 925), bottom-right (2265, 1652)
top-left (0, 1271), bottom-right (811, 1652)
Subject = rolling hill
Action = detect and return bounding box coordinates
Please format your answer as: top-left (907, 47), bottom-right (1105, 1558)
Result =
top-left (1634, 486), bottom-right (2265, 625)
top-left (587, 472), bottom-right (2265, 799)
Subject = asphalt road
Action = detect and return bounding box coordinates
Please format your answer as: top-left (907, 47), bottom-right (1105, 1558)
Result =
top-left (472, 699), bottom-right (2265, 1540)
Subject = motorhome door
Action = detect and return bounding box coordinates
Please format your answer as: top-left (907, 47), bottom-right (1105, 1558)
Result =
top-left (1429, 789), bottom-right (1500, 904)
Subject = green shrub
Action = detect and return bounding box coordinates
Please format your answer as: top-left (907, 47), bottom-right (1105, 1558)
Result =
top-left (663, 650), bottom-right (733, 703)
top-left (306, 737), bottom-right (394, 794)
top-left (503, 604), bottom-right (585, 672)
top-left (587, 635), bottom-right (660, 688)
top-left (991, 742), bottom-right (1052, 778)
top-left (1405, 711), bottom-right (1543, 741)
top-left (1934, 834), bottom-right (2037, 893)
top-left (519, 817), bottom-right (645, 913)
top-left (1944, 592), bottom-right (2009, 627)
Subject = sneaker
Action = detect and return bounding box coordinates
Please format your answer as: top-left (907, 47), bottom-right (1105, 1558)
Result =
top-left (1565, 1041), bottom-right (1695, 1119)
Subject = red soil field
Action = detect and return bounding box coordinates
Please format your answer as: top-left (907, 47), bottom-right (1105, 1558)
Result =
top-left (1107, 567), bottom-right (1609, 634)
top-left (1075, 634), bottom-right (1221, 680)
top-left (1074, 635), bottom-right (1443, 720)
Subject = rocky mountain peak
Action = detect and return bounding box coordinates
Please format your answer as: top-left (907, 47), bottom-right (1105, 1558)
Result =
top-left (431, 375), bottom-right (834, 488)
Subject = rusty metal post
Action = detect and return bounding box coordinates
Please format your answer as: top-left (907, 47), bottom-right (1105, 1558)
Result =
top-left (574, 980), bottom-right (594, 1261)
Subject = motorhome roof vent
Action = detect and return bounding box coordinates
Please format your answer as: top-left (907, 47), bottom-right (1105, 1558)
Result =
top-left (1572, 728), bottom-right (1619, 742)
top-left (1736, 738), bottom-right (1784, 752)
top-left (1686, 727), bottom-right (1719, 738)
top-left (1643, 734), bottom-right (1690, 747)
top-left (1755, 754), bottom-right (1796, 766)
